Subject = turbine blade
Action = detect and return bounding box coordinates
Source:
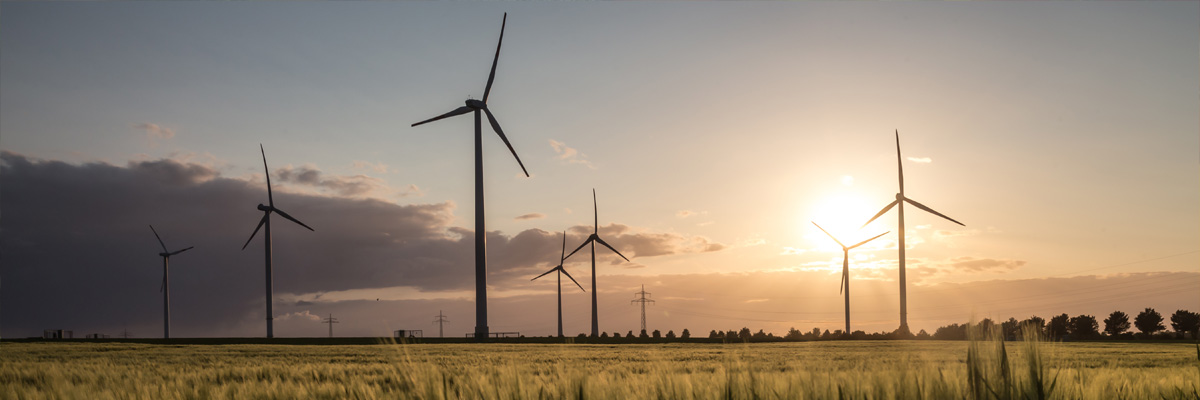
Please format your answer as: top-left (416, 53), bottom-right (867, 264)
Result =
top-left (483, 108), bottom-right (528, 177)
top-left (811, 222), bottom-right (845, 248)
top-left (411, 106), bottom-right (472, 127)
top-left (559, 230), bottom-right (567, 262)
top-left (592, 189), bottom-right (598, 233)
top-left (149, 225), bottom-right (168, 253)
top-left (895, 129), bottom-right (904, 195)
top-left (169, 246), bottom-right (195, 256)
top-left (563, 236), bottom-right (596, 261)
top-left (482, 13), bottom-right (506, 103)
top-left (241, 214), bottom-right (269, 250)
top-left (848, 231), bottom-right (890, 250)
top-left (595, 237), bottom-right (630, 262)
top-left (531, 267), bottom-right (556, 281)
top-left (261, 144), bottom-right (273, 207)
top-left (273, 208), bottom-right (315, 231)
top-left (861, 199), bottom-right (899, 229)
top-left (904, 197), bottom-right (965, 226)
top-left (561, 267), bottom-right (586, 292)
top-left (839, 267), bottom-right (846, 295)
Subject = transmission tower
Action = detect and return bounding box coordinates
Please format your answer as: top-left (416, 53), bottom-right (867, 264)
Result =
top-left (322, 313), bottom-right (339, 338)
top-left (433, 310), bottom-right (449, 338)
top-left (631, 284), bottom-right (655, 334)
top-left (120, 327), bottom-right (133, 339)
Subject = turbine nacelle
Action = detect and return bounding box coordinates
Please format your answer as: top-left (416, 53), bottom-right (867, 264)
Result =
top-left (159, 252), bottom-right (171, 258)
top-left (465, 99), bottom-right (487, 109)
top-left (895, 193), bottom-right (904, 201)
top-left (257, 204), bottom-right (272, 212)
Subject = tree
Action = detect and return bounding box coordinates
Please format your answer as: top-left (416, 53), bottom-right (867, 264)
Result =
top-left (738, 327), bottom-right (752, 341)
top-left (785, 327), bottom-right (803, 341)
top-left (612, 332), bottom-right (621, 338)
top-left (1001, 318), bottom-right (1020, 340)
top-left (1020, 316), bottom-right (1046, 339)
top-left (709, 330), bottom-right (720, 339)
top-left (600, 332), bottom-right (609, 338)
top-left (639, 329), bottom-right (649, 339)
top-left (1047, 314), bottom-right (1070, 340)
top-left (916, 329), bottom-right (931, 339)
top-left (1068, 315), bottom-right (1099, 339)
top-left (666, 330), bottom-right (676, 338)
top-left (652, 330), bottom-right (661, 338)
top-left (1103, 311), bottom-right (1131, 337)
top-left (1134, 308), bottom-right (1165, 336)
top-left (681, 329), bottom-right (690, 339)
top-left (1169, 310), bottom-right (1200, 338)
top-left (627, 330), bottom-right (635, 338)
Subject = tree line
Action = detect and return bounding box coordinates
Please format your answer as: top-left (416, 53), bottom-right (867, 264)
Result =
top-left (562, 308), bottom-right (1198, 342)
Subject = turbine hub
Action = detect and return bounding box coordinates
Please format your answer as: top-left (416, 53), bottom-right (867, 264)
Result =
top-left (465, 99), bottom-right (486, 109)
top-left (159, 252), bottom-right (170, 257)
top-left (895, 193), bottom-right (904, 201)
top-left (257, 204), bottom-right (271, 212)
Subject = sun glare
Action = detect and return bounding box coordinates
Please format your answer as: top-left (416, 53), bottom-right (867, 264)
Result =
top-left (807, 193), bottom-right (881, 249)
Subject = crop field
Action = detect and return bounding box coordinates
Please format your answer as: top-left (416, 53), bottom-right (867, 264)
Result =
top-left (1, 339), bottom-right (1197, 399)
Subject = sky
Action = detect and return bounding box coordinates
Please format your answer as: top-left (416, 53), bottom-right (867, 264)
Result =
top-left (1, 2), bottom-right (1197, 339)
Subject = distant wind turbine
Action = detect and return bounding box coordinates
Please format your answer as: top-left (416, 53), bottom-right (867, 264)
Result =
top-left (531, 231), bottom-right (586, 338)
top-left (861, 130), bottom-right (964, 332)
top-left (241, 144), bottom-right (315, 338)
top-left (564, 189), bottom-right (630, 337)
top-left (149, 225), bottom-right (193, 339)
top-left (410, 13), bottom-right (529, 341)
top-left (811, 222), bottom-right (887, 335)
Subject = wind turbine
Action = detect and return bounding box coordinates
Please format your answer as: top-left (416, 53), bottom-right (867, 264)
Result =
top-left (241, 144), bottom-right (315, 338)
top-left (861, 130), bottom-right (964, 332)
top-left (531, 230), bottom-right (586, 338)
top-left (149, 225), bottom-right (192, 339)
top-left (410, 13), bottom-right (529, 341)
top-left (811, 222), bottom-right (887, 335)
top-left (564, 189), bottom-right (630, 337)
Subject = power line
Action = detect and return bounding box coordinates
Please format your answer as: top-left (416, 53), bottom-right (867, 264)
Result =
top-left (631, 284), bottom-right (655, 334)
top-left (322, 313), bottom-right (338, 338)
top-left (433, 310), bottom-right (449, 338)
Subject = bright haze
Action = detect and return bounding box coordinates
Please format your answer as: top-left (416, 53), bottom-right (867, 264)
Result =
top-left (2, 2), bottom-right (1196, 338)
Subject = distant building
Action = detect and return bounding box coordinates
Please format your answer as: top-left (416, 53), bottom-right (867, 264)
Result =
top-left (393, 330), bottom-right (424, 338)
top-left (43, 329), bottom-right (73, 339)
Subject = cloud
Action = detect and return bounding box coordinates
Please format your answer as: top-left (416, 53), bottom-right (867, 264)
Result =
top-left (934, 229), bottom-right (981, 239)
top-left (0, 151), bottom-right (721, 338)
top-left (944, 257), bottom-right (1026, 272)
top-left (549, 139), bottom-right (596, 169)
top-left (906, 157), bottom-right (932, 163)
top-left (272, 164), bottom-right (420, 199)
top-left (677, 210), bottom-right (696, 218)
top-left (514, 213), bottom-right (546, 221)
top-left (276, 310), bottom-right (322, 322)
top-left (135, 123), bottom-right (175, 140)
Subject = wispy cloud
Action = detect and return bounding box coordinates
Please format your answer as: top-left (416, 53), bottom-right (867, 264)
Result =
top-left (273, 164), bottom-right (421, 199)
top-left (944, 257), bottom-right (1026, 272)
top-left (514, 213), bottom-right (545, 221)
top-left (549, 139), bottom-right (596, 169)
top-left (135, 123), bottom-right (175, 140)
top-left (275, 310), bottom-right (322, 322)
top-left (351, 160), bottom-right (390, 174)
top-left (906, 157), bottom-right (932, 163)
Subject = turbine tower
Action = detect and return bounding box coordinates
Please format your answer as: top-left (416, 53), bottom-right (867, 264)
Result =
top-left (862, 130), bottom-right (964, 333)
top-left (242, 144), bottom-right (315, 338)
top-left (531, 231), bottom-right (586, 338)
top-left (631, 284), bottom-right (654, 335)
top-left (410, 13), bottom-right (529, 342)
top-left (811, 222), bottom-right (887, 335)
top-left (564, 189), bottom-right (630, 337)
top-left (149, 225), bottom-right (193, 339)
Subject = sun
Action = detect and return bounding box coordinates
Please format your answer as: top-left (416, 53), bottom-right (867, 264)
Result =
top-left (806, 192), bottom-right (880, 249)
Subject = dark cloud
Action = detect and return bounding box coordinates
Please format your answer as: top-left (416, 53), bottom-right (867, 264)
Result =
top-left (0, 152), bottom-right (720, 338)
top-left (273, 165), bottom-right (388, 198)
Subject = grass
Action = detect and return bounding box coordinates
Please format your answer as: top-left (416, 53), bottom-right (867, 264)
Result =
top-left (1, 338), bottom-right (1196, 399)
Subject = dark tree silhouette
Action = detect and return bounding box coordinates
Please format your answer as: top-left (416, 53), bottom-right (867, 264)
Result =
top-left (600, 332), bottom-right (609, 338)
top-left (651, 330), bottom-right (661, 338)
top-left (785, 327), bottom-right (803, 340)
top-left (665, 330), bottom-right (675, 339)
top-left (639, 329), bottom-right (649, 339)
top-left (1047, 314), bottom-right (1070, 340)
top-left (916, 329), bottom-right (931, 339)
top-left (1169, 310), bottom-right (1199, 338)
top-left (738, 327), bottom-right (751, 341)
top-left (1134, 308), bottom-right (1165, 336)
top-left (709, 330), bottom-right (720, 339)
top-left (1068, 315), bottom-right (1099, 339)
top-left (680, 329), bottom-right (690, 339)
top-left (612, 331), bottom-right (620, 338)
top-left (1020, 316), bottom-right (1046, 338)
top-left (1001, 318), bottom-right (1020, 340)
top-left (627, 330), bottom-right (635, 338)
top-left (1103, 311), bottom-right (1131, 337)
